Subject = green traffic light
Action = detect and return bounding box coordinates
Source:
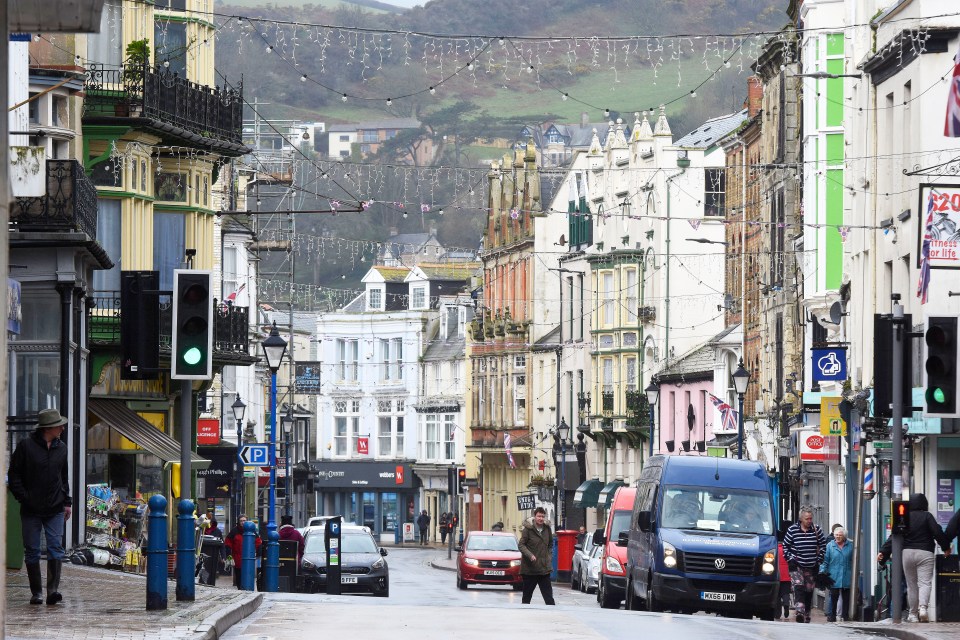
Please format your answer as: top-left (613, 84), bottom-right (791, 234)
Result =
top-left (933, 387), bottom-right (946, 404)
top-left (182, 347), bottom-right (202, 366)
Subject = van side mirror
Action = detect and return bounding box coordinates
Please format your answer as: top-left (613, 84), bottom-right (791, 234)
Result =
top-left (617, 531), bottom-right (629, 547)
top-left (638, 510), bottom-right (652, 532)
top-left (592, 529), bottom-right (606, 546)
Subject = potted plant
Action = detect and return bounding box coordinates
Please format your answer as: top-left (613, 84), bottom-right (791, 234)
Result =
top-left (117, 39), bottom-right (149, 116)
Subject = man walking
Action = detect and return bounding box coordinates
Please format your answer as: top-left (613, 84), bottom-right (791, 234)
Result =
top-left (783, 506), bottom-right (829, 622)
top-left (8, 409), bottom-right (72, 605)
top-left (518, 507), bottom-right (555, 605)
top-left (416, 509), bottom-right (430, 545)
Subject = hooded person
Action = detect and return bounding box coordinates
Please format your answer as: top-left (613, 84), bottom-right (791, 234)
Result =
top-left (278, 514), bottom-right (305, 561)
top-left (517, 507), bottom-right (555, 605)
top-left (877, 493), bottom-right (951, 622)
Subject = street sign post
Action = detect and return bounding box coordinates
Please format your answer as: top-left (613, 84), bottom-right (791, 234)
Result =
top-left (238, 444), bottom-right (271, 467)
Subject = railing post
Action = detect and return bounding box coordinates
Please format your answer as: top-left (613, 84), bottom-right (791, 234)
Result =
top-left (175, 499), bottom-right (195, 601)
top-left (241, 520), bottom-right (256, 591)
top-left (146, 495), bottom-right (168, 610)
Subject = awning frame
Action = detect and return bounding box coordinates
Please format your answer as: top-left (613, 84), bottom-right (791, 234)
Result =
top-left (573, 478), bottom-right (604, 508)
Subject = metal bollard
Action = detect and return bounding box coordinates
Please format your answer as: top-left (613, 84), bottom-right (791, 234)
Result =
top-left (176, 499), bottom-right (196, 601)
top-left (264, 529), bottom-right (280, 592)
top-left (550, 536), bottom-right (558, 582)
top-left (241, 520), bottom-right (256, 591)
top-left (146, 495), bottom-right (168, 610)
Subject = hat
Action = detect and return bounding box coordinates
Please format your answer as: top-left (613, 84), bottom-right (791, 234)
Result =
top-left (37, 409), bottom-right (68, 429)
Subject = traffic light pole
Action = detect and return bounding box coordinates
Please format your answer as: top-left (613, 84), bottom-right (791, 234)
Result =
top-left (890, 297), bottom-right (905, 624)
top-left (176, 379), bottom-right (195, 602)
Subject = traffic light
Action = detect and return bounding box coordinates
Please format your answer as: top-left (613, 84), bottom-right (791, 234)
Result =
top-left (891, 499), bottom-right (910, 534)
top-left (923, 316), bottom-right (959, 417)
top-left (120, 271), bottom-right (159, 380)
top-left (171, 269), bottom-right (213, 380)
top-left (457, 467), bottom-right (467, 492)
top-left (874, 313), bottom-right (913, 418)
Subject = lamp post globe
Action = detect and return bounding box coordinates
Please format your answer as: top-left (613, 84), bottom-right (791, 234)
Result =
top-left (645, 379), bottom-right (660, 457)
top-left (260, 321), bottom-right (287, 592)
top-left (732, 359), bottom-right (750, 460)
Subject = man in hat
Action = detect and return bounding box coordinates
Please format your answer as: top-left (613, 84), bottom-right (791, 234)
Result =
top-left (8, 408), bottom-right (72, 605)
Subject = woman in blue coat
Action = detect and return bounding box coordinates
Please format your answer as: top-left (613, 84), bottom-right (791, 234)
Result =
top-left (820, 526), bottom-right (854, 622)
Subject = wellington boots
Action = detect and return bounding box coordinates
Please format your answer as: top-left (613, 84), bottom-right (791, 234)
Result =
top-left (26, 563), bottom-right (43, 604)
top-left (46, 559), bottom-right (62, 605)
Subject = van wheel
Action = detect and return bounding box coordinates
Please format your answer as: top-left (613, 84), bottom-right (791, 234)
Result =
top-left (599, 579), bottom-right (620, 609)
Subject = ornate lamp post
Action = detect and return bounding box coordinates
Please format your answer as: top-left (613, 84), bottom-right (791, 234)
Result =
top-left (732, 359), bottom-right (750, 460)
top-left (555, 418), bottom-right (571, 529)
top-left (645, 379), bottom-right (660, 457)
top-left (261, 321), bottom-right (287, 592)
top-left (231, 396), bottom-right (246, 524)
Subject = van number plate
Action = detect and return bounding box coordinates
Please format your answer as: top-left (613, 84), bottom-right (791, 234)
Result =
top-left (701, 591), bottom-right (736, 602)
top-left (484, 570), bottom-right (506, 576)
top-left (341, 576), bottom-right (358, 584)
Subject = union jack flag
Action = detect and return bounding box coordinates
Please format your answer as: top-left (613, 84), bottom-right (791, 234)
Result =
top-left (708, 393), bottom-right (739, 432)
top-left (225, 283), bottom-right (246, 304)
top-left (917, 192), bottom-right (935, 304)
top-left (945, 48), bottom-right (960, 137)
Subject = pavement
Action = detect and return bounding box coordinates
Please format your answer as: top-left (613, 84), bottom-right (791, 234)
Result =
top-left (5, 549), bottom-right (958, 640)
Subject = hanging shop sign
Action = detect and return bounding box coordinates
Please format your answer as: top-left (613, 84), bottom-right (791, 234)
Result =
top-left (811, 348), bottom-right (846, 382)
top-left (917, 184), bottom-right (960, 269)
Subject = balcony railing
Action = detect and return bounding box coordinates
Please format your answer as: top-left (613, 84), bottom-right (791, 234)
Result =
top-left (88, 292), bottom-right (252, 361)
top-left (83, 63), bottom-right (243, 145)
top-left (10, 160), bottom-right (97, 237)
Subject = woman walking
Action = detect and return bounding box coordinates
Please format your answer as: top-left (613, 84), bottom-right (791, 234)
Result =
top-left (821, 526), bottom-right (854, 621)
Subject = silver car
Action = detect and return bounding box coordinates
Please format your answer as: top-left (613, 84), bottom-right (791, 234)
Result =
top-left (571, 529), bottom-right (600, 592)
top-left (584, 543), bottom-right (603, 593)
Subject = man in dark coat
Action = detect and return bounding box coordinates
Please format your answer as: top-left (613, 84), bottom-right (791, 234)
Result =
top-left (8, 409), bottom-right (72, 605)
top-left (416, 510), bottom-right (430, 545)
top-left (518, 507), bottom-right (555, 605)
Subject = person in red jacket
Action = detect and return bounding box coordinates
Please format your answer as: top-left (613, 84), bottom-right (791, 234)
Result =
top-left (225, 515), bottom-right (261, 589)
top-left (278, 515), bottom-right (305, 561)
top-left (777, 541), bottom-right (792, 620)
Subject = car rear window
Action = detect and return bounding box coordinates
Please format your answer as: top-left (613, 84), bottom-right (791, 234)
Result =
top-left (466, 536), bottom-right (519, 552)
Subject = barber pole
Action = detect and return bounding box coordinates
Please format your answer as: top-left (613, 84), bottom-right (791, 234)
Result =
top-left (862, 457), bottom-right (875, 501)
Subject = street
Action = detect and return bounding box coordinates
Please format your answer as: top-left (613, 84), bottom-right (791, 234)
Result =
top-left (222, 547), bottom-right (883, 640)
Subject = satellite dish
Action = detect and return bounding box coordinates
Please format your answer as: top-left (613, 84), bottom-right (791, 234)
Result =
top-left (829, 301), bottom-right (843, 324)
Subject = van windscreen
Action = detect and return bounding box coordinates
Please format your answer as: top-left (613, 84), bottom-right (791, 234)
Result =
top-left (661, 485), bottom-right (773, 535)
top-left (610, 510), bottom-right (631, 540)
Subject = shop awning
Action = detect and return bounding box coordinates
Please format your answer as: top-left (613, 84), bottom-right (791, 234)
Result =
top-left (573, 478), bottom-right (604, 508)
top-left (88, 398), bottom-right (210, 468)
top-left (598, 480), bottom-right (628, 507)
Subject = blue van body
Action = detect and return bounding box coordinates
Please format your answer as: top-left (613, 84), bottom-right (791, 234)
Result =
top-left (624, 455), bottom-right (779, 618)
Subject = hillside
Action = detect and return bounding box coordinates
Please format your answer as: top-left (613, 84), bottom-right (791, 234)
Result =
top-left (218, 0), bottom-right (789, 292)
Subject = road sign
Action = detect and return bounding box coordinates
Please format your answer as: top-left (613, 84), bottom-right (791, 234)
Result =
top-left (238, 444), bottom-right (270, 467)
top-left (516, 493), bottom-right (536, 511)
top-left (820, 396), bottom-right (846, 436)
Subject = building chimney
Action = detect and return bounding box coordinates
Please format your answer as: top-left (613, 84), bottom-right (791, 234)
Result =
top-left (429, 227), bottom-right (437, 237)
top-left (581, 112), bottom-right (589, 127)
top-left (746, 76), bottom-right (763, 118)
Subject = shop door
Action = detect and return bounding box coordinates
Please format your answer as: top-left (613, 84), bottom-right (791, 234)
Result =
top-left (382, 492), bottom-right (397, 532)
top-left (362, 492), bottom-right (376, 530)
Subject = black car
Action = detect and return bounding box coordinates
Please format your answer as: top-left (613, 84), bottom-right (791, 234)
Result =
top-left (300, 526), bottom-right (389, 597)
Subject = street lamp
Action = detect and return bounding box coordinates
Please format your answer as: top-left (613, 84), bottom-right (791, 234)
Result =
top-left (261, 321), bottom-right (287, 592)
top-left (732, 359), bottom-right (750, 460)
top-left (231, 396), bottom-right (246, 525)
top-left (555, 417), bottom-right (571, 530)
top-left (281, 411), bottom-right (293, 518)
top-left (645, 379), bottom-right (660, 457)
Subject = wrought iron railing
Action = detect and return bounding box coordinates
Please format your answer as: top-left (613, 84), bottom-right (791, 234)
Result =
top-left (88, 291), bottom-right (250, 359)
top-left (83, 62), bottom-right (243, 144)
top-left (10, 160), bottom-right (98, 237)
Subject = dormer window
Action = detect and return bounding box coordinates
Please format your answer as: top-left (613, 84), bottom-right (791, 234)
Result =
top-left (411, 286), bottom-right (426, 310)
top-left (369, 287), bottom-right (383, 310)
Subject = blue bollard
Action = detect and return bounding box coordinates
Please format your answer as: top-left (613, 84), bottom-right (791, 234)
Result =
top-left (146, 495), bottom-right (168, 610)
top-left (176, 499), bottom-right (196, 601)
top-left (241, 521), bottom-right (256, 591)
top-left (264, 529), bottom-right (280, 592)
top-left (550, 536), bottom-right (558, 582)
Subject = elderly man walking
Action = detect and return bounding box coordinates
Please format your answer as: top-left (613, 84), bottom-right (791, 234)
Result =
top-left (783, 506), bottom-right (829, 623)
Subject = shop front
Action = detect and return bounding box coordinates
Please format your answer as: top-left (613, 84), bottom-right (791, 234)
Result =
top-left (311, 461), bottom-right (417, 541)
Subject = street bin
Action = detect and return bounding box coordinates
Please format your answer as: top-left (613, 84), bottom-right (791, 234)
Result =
top-left (936, 554), bottom-right (960, 622)
top-left (199, 535), bottom-right (223, 586)
top-left (278, 540), bottom-right (299, 592)
top-left (556, 530), bottom-right (579, 583)
top-left (6, 489), bottom-right (24, 570)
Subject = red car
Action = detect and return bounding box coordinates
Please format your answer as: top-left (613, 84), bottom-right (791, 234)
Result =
top-left (456, 531), bottom-right (523, 590)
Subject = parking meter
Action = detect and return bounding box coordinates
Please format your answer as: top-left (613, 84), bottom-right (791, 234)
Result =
top-left (325, 515), bottom-right (342, 595)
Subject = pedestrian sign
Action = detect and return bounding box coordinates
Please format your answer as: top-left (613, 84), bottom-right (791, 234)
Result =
top-left (819, 397), bottom-right (846, 436)
top-left (238, 444), bottom-right (270, 467)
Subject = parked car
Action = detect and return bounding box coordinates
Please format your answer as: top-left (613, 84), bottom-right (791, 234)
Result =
top-left (300, 525), bottom-right (389, 597)
top-left (456, 531), bottom-right (523, 590)
top-left (583, 543), bottom-right (603, 593)
top-left (595, 487), bottom-right (636, 609)
top-left (571, 528), bottom-right (601, 591)
top-left (306, 515), bottom-right (356, 528)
